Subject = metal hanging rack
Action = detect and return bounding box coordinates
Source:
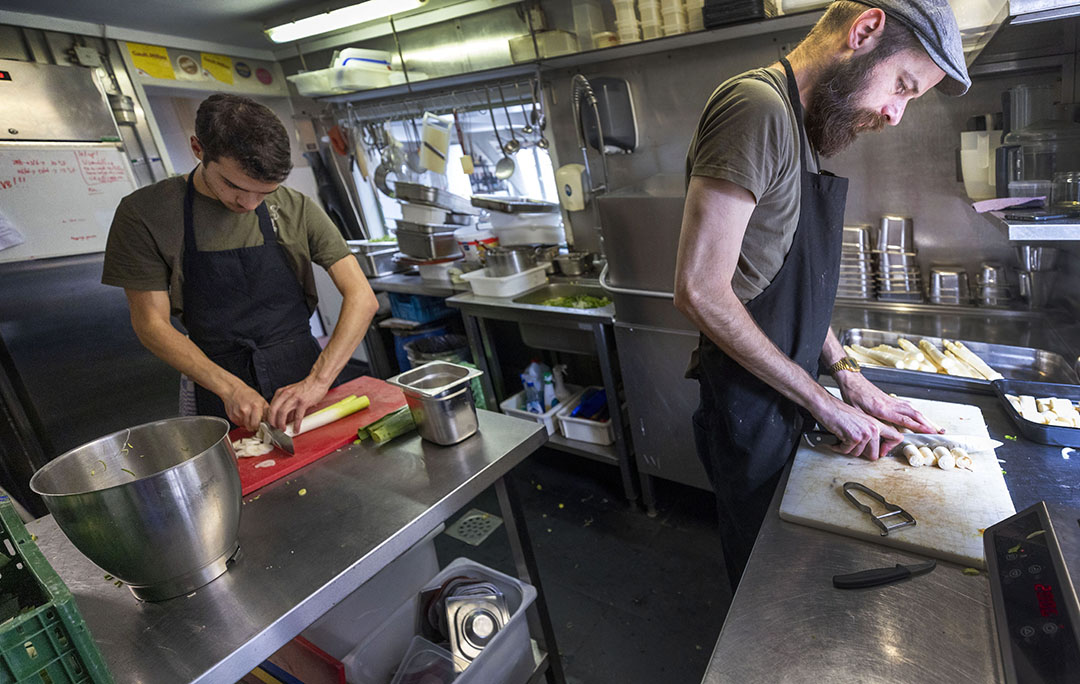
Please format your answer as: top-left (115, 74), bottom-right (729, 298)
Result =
top-left (336, 74), bottom-right (540, 126)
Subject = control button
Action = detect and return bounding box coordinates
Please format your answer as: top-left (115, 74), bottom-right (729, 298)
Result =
top-left (1006, 553), bottom-right (1018, 561)
top-left (1042, 623), bottom-right (1058, 635)
top-left (1020, 625), bottom-right (1036, 638)
top-left (1007, 569), bottom-right (1022, 579)
top-left (1028, 564), bottom-right (1042, 574)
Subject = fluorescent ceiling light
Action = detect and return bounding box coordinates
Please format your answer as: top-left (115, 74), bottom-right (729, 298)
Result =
top-left (265, 0), bottom-right (427, 43)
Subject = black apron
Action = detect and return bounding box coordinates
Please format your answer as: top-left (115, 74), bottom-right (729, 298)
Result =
top-left (182, 169), bottom-right (321, 421)
top-left (691, 58), bottom-right (848, 586)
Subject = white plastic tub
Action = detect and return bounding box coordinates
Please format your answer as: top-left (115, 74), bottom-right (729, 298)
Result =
top-left (341, 557), bottom-right (537, 684)
top-left (556, 387), bottom-right (616, 445)
top-left (461, 265), bottom-right (547, 298)
top-left (500, 385), bottom-right (584, 436)
top-left (287, 65), bottom-right (390, 96)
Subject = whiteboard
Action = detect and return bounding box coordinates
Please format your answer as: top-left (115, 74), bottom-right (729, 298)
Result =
top-left (0, 143), bottom-right (138, 263)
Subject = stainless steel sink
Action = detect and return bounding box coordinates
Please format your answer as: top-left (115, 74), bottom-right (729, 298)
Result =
top-left (511, 283), bottom-right (610, 307)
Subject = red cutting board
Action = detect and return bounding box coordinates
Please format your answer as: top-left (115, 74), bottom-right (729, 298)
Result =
top-left (230, 376), bottom-right (407, 495)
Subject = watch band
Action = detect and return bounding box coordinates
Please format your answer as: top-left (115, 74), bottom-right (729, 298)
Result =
top-left (828, 357), bottom-right (862, 374)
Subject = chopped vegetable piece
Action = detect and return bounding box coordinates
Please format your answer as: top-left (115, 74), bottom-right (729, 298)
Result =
top-left (962, 568), bottom-right (980, 576)
top-left (298, 488), bottom-right (307, 496)
top-left (121, 468), bottom-right (135, 477)
top-left (367, 407), bottom-right (416, 444)
top-left (538, 295), bottom-right (611, 309)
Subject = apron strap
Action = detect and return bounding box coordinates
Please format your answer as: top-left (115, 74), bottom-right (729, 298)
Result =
top-left (779, 57), bottom-right (820, 172)
top-left (182, 166), bottom-right (276, 259)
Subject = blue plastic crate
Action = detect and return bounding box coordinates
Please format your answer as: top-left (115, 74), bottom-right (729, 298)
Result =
top-left (388, 293), bottom-right (453, 325)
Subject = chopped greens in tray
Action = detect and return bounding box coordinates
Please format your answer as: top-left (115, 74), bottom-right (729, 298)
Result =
top-left (370, 235), bottom-right (397, 242)
top-left (538, 295), bottom-right (611, 309)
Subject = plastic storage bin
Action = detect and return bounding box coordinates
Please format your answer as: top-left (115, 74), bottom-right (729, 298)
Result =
top-left (500, 385), bottom-right (584, 436)
top-left (556, 387), bottom-right (616, 445)
top-left (342, 558), bottom-right (537, 684)
top-left (461, 266), bottom-right (547, 298)
top-left (388, 292), bottom-right (453, 324)
top-left (0, 497), bottom-right (113, 684)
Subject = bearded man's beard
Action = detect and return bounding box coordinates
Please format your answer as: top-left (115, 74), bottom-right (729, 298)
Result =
top-left (805, 53), bottom-right (889, 158)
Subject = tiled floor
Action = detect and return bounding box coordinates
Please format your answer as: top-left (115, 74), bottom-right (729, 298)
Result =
top-left (434, 447), bottom-right (732, 684)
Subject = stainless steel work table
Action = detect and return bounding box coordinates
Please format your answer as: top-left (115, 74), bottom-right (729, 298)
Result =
top-left (446, 288), bottom-right (642, 507)
top-left (27, 410), bottom-right (566, 684)
top-left (701, 380), bottom-right (1077, 683)
top-left (366, 272), bottom-right (467, 298)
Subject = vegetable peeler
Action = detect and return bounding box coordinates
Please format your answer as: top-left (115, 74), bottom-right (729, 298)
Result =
top-left (842, 482), bottom-right (916, 536)
top-left (833, 559), bottom-right (936, 589)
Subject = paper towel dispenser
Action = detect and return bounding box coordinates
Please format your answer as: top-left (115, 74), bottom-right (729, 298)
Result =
top-left (580, 77), bottom-right (637, 154)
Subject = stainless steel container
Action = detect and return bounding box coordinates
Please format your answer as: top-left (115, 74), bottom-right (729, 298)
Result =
top-left (395, 182), bottom-right (477, 215)
top-left (554, 251), bottom-right (593, 276)
top-left (484, 246), bottom-right (538, 276)
top-left (1015, 245), bottom-right (1059, 271)
top-left (876, 216), bottom-right (915, 252)
top-left (1019, 270), bottom-right (1057, 308)
top-left (396, 225), bottom-right (463, 260)
top-left (387, 361), bottom-right (485, 445)
top-left (355, 246), bottom-right (405, 277)
top-left (29, 416), bottom-right (241, 601)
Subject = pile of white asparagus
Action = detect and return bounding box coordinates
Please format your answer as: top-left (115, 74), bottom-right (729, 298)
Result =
top-left (844, 338), bottom-right (1004, 381)
top-left (1004, 394), bottom-right (1080, 428)
top-left (900, 444), bottom-right (975, 471)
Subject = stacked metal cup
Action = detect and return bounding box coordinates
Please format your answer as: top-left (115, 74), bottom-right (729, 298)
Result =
top-left (1015, 246), bottom-right (1060, 309)
top-left (874, 216), bottom-right (923, 303)
top-left (927, 265), bottom-right (971, 306)
top-left (975, 261), bottom-right (1014, 308)
top-left (837, 225), bottom-right (875, 300)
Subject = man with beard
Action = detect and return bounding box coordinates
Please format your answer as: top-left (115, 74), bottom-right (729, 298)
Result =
top-left (674, 0), bottom-right (968, 591)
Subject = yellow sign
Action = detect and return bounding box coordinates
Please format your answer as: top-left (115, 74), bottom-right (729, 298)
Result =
top-left (201, 53), bottom-right (234, 85)
top-left (126, 42), bottom-right (174, 80)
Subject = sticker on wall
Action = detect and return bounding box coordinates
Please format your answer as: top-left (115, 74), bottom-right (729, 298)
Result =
top-left (255, 67), bottom-right (274, 85)
top-left (201, 53), bottom-right (234, 85)
top-left (174, 54), bottom-right (203, 80)
top-left (126, 42), bottom-right (174, 80)
top-left (234, 61), bottom-right (252, 79)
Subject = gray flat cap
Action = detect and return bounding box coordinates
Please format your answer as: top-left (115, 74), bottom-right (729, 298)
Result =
top-left (852, 0), bottom-right (971, 95)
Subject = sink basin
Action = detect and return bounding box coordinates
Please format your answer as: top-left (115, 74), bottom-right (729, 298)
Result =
top-left (512, 283), bottom-right (610, 308)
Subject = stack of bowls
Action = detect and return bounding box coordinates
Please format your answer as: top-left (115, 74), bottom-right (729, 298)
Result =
top-left (1016, 246), bottom-right (1059, 309)
top-left (975, 261), bottom-right (1014, 308)
top-left (927, 265), bottom-right (970, 305)
top-left (837, 225), bottom-right (874, 300)
top-left (874, 215), bottom-right (923, 303)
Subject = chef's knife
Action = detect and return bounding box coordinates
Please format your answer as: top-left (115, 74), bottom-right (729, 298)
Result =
top-left (803, 430), bottom-right (1003, 454)
top-left (833, 560), bottom-right (936, 589)
top-left (259, 421), bottom-right (295, 455)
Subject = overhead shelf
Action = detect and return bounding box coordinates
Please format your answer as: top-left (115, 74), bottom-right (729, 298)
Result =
top-left (988, 213), bottom-right (1080, 241)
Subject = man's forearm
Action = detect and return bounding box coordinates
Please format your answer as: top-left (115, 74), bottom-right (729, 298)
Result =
top-left (681, 289), bottom-right (833, 414)
top-left (306, 289), bottom-right (378, 388)
top-left (133, 316), bottom-right (245, 399)
top-left (821, 327), bottom-right (846, 367)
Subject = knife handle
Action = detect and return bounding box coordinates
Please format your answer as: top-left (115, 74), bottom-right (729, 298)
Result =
top-left (804, 430), bottom-right (841, 447)
top-left (833, 564), bottom-right (911, 589)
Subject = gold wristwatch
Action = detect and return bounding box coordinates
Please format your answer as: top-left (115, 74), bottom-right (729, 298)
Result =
top-left (828, 357), bottom-right (861, 374)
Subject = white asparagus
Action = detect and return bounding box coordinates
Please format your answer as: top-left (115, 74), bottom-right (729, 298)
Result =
top-left (1019, 395), bottom-right (1038, 419)
top-left (902, 443), bottom-right (925, 467)
top-left (951, 448), bottom-right (974, 471)
top-left (934, 446), bottom-right (956, 470)
top-left (918, 445), bottom-right (936, 466)
top-left (918, 339), bottom-right (951, 373)
top-left (947, 340), bottom-right (1004, 381)
top-left (852, 344), bottom-right (905, 367)
top-left (1036, 398), bottom-right (1052, 413)
top-left (844, 345), bottom-right (882, 366)
top-left (942, 349), bottom-right (984, 379)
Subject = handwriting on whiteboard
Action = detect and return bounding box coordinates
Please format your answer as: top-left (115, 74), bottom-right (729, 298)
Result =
top-left (0, 151), bottom-right (129, 193)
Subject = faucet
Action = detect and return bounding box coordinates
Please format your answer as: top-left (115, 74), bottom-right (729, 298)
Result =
top-left (571, 74), bottom-right (609, 196)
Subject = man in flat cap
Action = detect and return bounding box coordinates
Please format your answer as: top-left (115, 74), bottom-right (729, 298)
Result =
top-left (676, 0), bottom-right (968, 590)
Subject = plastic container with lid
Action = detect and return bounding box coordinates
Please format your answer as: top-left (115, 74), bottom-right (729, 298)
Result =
top-left (638, 0), bottom-right (662, 24)
top-left (333, 47), bottom-right (393, 70)
top-left (616, 17), bottom-right (642, 42)
top-left (662, 6), bottom-right (688, 35)
top-left (573, 0), bottom-right (606, 51)
top-left (641, 19), bottom-right (663, 39)
top-left (613, 0), bottom-right (638, 22)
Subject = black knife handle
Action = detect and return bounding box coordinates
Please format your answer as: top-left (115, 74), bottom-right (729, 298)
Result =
top-left (805, 430), bottom-right (841, 447)
top-left (833, 564), bottom-right (911, 589)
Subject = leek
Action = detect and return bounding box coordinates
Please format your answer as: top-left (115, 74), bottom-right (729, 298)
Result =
top-left (363, 407), bottom-right (415, 444)
top-left (286, 394), bottom-right (371, 436)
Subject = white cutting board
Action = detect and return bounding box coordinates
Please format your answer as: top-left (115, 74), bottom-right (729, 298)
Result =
top-left (778, 393), bottom-right (1015, 569)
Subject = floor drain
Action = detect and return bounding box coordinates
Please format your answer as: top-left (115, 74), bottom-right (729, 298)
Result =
top-left (444, 509), bottom-right (503, 546)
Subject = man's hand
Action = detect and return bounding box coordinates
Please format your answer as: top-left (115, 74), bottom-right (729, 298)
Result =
top-left (224, 384), bottom-right (269, 432)
top-left (269, 376), bottom-right (332, 434)
top-left (812, 393), bottom-right (903, 461)
top-left (837, 371), bottom-right (943, 434)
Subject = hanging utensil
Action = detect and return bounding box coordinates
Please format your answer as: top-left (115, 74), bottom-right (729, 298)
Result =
top-left (517, 84), bottom-right (534, 136)
top-left (405, 115), bottom-right (425, 174)
top-left (454, 109), bottom-right (474, 175)
top-left (486, 87), bottom-right (516, 180)
top-left (532, 80), bottom-right (550, 149)
top-left (497, 84), bottom-right (520, 156)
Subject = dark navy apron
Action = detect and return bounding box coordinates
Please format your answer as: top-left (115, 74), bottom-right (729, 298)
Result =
top-left (691, 58), bottom-right (848, 589)
top-left (182, 169), bottom-right (321, 421)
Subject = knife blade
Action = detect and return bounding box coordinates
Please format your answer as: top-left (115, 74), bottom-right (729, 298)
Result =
top-left (833, 559), bottom-right (937, 589)
top-left (803, 430), bottom-right (1003, 454)
top-left (259, 421), bottom-right (295, 455)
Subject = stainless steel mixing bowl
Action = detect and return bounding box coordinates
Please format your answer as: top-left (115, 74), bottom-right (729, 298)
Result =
top-left (30, 416), bottom-right (241, 601)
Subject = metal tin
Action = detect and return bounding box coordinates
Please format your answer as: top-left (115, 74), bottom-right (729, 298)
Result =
top-left (484, 246), bottom-right (538, 276)
top-left (347, 238), bottom-right (398, 254)
top-left (992, 378), bottom-right (1080, 447)
top-left (387, 361), bottom-right (485, 445)
top-left (840, 328), bottom-right (1079, 391)
top-left (470, 194), bottom-right (559, 214)
top-left (355, 247), bottom-right (404, 278)
top-left (396, 227), bottom-right (463, 260)
top-left (395, 182), bottom-right (477, 214)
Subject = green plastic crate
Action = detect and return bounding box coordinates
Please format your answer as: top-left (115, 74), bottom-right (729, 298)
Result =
top-left (0, 497), bottom-right (112, 684)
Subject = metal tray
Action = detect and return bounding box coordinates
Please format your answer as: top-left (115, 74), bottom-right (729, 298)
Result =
top-left (396, 227), bottom-right (463, 260)
top-left (470, 195), bottom-right (559, 214)
top-left (396, 219), bottom-right (460, 235)
top-left (395, 182), bottom-right (477, 215)
top-left (992, 378), bottom-right (1080, 447)
top-left (355, 247), bottom-right (404, 278)
top-left (840, 328), bottom-right (1080, 392)
top-left (348, 239), bottom-right (398, 254)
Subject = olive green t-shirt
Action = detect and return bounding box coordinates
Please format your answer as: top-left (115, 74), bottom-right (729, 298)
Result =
top-left (102, 174), bottom-right (351, 319)
top-left (685, 65), bottom-right (819, 304)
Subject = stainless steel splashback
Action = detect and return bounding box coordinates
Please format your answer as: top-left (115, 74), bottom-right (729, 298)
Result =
top-left (0, 59), bottom-right (118, 142)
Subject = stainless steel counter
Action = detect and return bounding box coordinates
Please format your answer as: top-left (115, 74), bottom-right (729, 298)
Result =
top-left (366, 272), bottom-right (468, 297)
top-left (28, 411), bottom-right (548, 684)
top-left (701, 380), bottom-right (1075, 684)
top-left (447, 291), bottom-right (615, 325)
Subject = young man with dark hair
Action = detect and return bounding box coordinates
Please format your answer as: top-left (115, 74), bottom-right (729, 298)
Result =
top-left (675, 0), bottom-right (968, 590)
top-left (104, 94), bottom-right (378, 433)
